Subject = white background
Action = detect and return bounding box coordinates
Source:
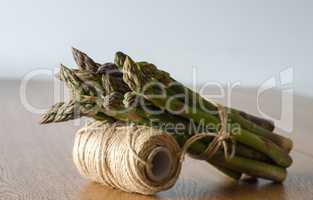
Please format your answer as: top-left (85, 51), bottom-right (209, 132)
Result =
top-left (1, 0), bottom-right (312, 96)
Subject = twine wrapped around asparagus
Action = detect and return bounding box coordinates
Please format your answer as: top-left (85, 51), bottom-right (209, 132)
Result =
top-left (41, 48), bottom-right (293, 184)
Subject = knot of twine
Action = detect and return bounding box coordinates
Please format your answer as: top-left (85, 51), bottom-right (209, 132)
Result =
top-left (180, 103), bottom-right (236, 162)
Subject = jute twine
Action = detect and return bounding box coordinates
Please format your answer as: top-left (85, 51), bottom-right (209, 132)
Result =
top-left (181, 103), bottom-right (236, 161)
top-left (73, 103), bottom-right (235, 195)
top-left (73, 121), bottom-right (182, 195)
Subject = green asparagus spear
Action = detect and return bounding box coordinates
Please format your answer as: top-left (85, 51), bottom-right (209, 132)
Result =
top-left (115, 52), bottom-right (292, 151)
top-left (121, 55), bottom-right (292, 167)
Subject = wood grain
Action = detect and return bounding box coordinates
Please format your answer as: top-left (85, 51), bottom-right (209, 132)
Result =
top-left (0, 80), bottom-right (312, 200)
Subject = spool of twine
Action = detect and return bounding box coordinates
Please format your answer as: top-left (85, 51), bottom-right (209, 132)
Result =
top-left (73, 121), bottom-right (182, 195)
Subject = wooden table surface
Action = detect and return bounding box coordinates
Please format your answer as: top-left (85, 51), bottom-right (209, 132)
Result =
top-left (1, 80), bottom-right (313, 200)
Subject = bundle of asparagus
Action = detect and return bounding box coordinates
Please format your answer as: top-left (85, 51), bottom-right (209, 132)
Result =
top-left (41, 48), bottom-right (293, 182)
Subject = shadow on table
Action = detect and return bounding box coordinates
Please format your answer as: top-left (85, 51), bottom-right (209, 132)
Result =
top-left (79, 179), bottom-right (286, 200)
top-left (206, 180), bottom-right (287, 200)
top-left (79, 182), bottom-right (160, 200)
